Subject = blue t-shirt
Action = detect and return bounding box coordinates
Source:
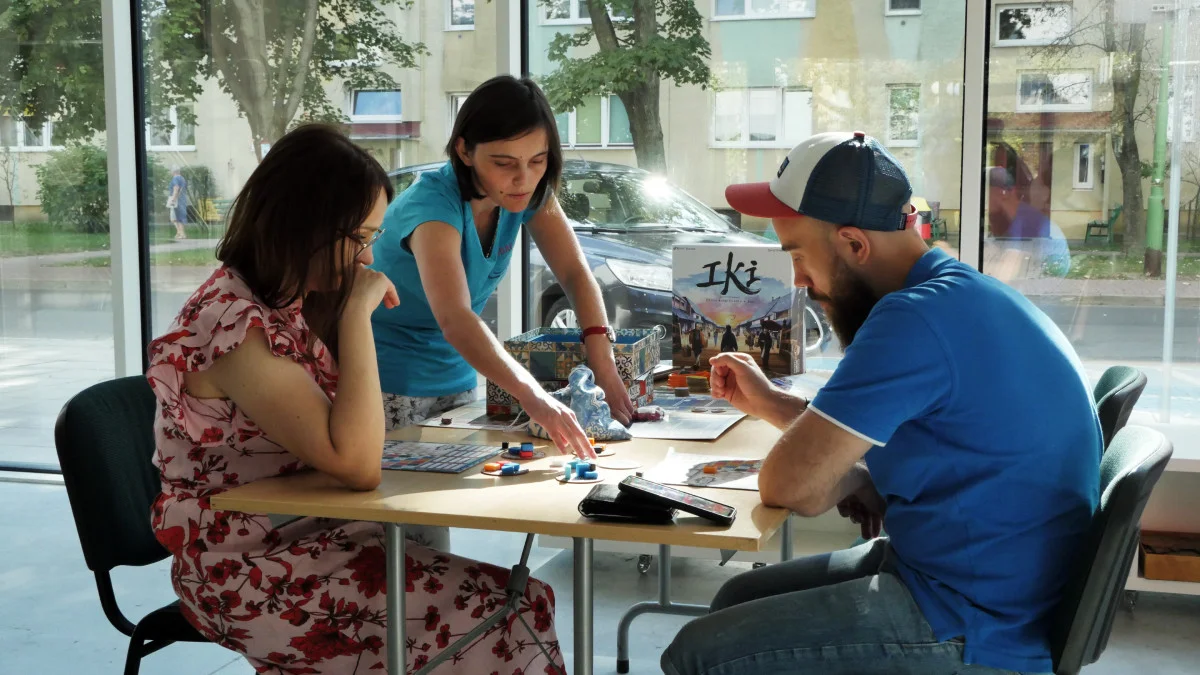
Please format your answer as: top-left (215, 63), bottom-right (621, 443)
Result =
top-left (169, 175), bottom-right (188, 206)
top-left (371, 162), bottom-right (539, 397)
top-left (809, 248), bottom-right (1101, 673)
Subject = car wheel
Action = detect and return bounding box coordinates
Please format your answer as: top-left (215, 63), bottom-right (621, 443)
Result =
top-left (544, 296), bottom-right (578, 329)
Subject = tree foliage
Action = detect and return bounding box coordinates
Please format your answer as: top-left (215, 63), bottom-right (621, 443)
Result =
top-left (1, 0), bottom-right (426, 160)
top-left (539, 0), bottom-right (711, 172)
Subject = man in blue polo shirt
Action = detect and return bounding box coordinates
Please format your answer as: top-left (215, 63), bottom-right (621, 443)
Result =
top-left (662, 132), bottom-right (1102, 675)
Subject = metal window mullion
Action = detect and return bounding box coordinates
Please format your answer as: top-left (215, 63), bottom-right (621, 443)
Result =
top-left (957, 0), bottom-right (988, 270)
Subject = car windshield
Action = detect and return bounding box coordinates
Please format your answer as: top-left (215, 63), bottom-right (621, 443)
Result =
top-left (558, 169), bottom-right (735, 233)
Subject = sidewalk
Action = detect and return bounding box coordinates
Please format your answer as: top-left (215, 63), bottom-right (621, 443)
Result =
top-left (0, 239), bottom-right (219, 292)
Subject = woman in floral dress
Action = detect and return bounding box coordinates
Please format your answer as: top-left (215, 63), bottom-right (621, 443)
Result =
top-left (147, 124), bottom-right (564, 675)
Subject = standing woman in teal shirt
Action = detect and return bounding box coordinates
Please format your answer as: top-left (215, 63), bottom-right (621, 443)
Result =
top-left (371, 76), bottom-right (634, 459)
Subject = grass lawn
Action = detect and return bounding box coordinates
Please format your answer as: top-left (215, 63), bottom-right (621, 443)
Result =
top-left (1067, 253), bottom-right (1200, 280)
top-left (0, 222), bottom-right (110, 257)
top-left (68, 246), bottom-right (219, 268)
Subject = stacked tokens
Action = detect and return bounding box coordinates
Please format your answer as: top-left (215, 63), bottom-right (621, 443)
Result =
top-left (482, 461), bottom-right (527, 476)
top-left (561, 460), bottom-right (599, 482)
top-left (503, 441), bottom-right (541, 460)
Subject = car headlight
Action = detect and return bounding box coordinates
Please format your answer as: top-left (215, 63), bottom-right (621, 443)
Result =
top-left (605, 258), bottom-right (672, 291)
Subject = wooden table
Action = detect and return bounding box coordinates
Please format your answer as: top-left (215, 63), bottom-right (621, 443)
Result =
top-left (211, 418), bottom-right (787, 675)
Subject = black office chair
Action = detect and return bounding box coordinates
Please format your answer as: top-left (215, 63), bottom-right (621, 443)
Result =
top-left (1050, 425), bottom-right (1172, 675)
top-left (1093, 366), bottom-right (1148, 449)
top-left (55, 376), bottom-right (210, 675)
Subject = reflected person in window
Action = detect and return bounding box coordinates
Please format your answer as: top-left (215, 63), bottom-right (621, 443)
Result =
top-left (662, 132), bottom-right (1101, 675)
top-left (146, 125), bottom-right (564, 674)
top-left (370, 76), bottom-right (634, 455)
top-left (985, 165), bottom-right (1071, 279)
top-left (168, 166), bottom-right (188, 239)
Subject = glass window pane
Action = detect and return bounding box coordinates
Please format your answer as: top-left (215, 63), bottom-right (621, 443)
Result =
top-left (177, 105), bottom-right (196, 146)
top-left (715, 0), bottom-right (745, 17)
top-left (1, 5), bottom-right (113, 468)
top-left (1076, 145), bottom-right (1089, 185)
top-left (713, 90), bottom-right (744, 143)
top-left (889, 0), bottom-right (921, 11)
top-left (576, 96), bottom-right (602, 145)
top-left (450, 0), bottom-right (475, 27)
top-left (578, 0), bottom-right (590, 21)
top-left (748, 89), bottom-right (779, 142)
top-left (997, 4), bottom-right (1071, 44)
top-left (23, 122), bottom-right (44, 147)
top-left (0, 116), bottom-right (16, 147)
top-left (528, 0), bottom-right (964, 371)
top-left (547, 0), bottom-right (570, 20)
top-left (608, 96), bottom-right (633, 145)
top-left (783, 90), bottom-right (813, 143)
top-left (888, 85), bottom-right (919, 143)
top-left (1017, 71), bottom-right (1091, 111)
top-left (555, 110), bottom-right (571, 143)
top-left (353, 90), bottom-right (403, 117)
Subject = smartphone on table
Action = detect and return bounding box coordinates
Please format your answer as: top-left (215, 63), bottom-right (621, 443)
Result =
top-left (617, 475), bottom-right (737, 526)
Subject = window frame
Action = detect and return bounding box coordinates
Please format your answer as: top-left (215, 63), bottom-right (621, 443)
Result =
top-left (886, 84), bottom-right (921, 148)
top-left (885, 0), bottom-right (921, 17)
top-left (558, 94), bottom-right (634, 149)
top-left (994, 2), bottom-right (1072, 48)
top-left (446, 0), bottom-right (475, 31)
top-left (710, 87), bottom-right (813, 149)
top-left (1072, 142), bottom-right (1095, 190)
top-left (711, 0), bottom-right (817, 22)
top-left (1015, 70), bottom-right (1093, 113)
top-left (2, 117), bottom-right (60, 152)
top-left (348, 88), bottom-right (404, 123)
top-left (146, 105), bottom-right (196, 152)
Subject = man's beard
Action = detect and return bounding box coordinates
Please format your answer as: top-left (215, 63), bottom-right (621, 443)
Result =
top-left (809, 258), bottom-right (879, 349)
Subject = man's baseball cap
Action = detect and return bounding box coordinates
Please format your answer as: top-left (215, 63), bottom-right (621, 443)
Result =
top-left (725, 131), bottom-right (917, 232)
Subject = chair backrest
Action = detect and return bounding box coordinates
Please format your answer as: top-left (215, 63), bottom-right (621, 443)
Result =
top-left (54, 376), bottom-right (169, 572)
top-left (1092, 366), bottom-right (1148, 449)
top-left (1108, 204), bottom-right (1123, 226)
top-left (1050, 425), bottom-right (1172, 675)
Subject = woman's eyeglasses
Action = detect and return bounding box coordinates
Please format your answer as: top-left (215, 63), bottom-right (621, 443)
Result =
top-left (352, 228), bottom-right (385, 257)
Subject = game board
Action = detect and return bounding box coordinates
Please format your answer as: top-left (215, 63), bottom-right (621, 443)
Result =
top-left (416, 400), bottom-right (526, 432)
top-left (641, 450), bottom-right (761, 491)
top-left (629, 397), bottom-right (745, 441)
top-left (380, 441), bottom-right (501, 473)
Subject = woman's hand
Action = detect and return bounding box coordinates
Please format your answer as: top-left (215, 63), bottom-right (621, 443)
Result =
top-left (593, 365), bottom-right (635, 426)
top-left (347, 264), bottom-right (400, 315)
top-left (521, 391), bottom-right (596, 460)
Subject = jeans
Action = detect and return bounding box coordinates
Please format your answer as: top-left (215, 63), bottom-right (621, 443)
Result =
top-left (661, 538), bottom-right (1032, 675)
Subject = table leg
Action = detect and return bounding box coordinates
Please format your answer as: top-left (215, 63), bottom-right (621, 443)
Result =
top-left (573, 537), bottom-right (593, 675)
top-left (386, 524), bottom-right (407, 675)
top-left (616, 544), bottom-right (708, 673)
top-left (781, 513), bottom-right (794, 562)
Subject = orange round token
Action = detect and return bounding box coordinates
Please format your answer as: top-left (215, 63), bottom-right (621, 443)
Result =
top-left (703, 465), bottom-right (719, 474)
top-left (483, 463), bottom-right (502, 472)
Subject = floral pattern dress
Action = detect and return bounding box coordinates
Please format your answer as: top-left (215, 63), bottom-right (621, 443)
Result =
top-left (147, 266), bottom-right (564, 675)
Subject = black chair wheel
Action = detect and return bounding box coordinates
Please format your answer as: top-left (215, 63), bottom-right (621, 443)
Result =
top-left (752, 562), bottom-right (767, 569)
top-left (637, 554), bottom-right (652, 574)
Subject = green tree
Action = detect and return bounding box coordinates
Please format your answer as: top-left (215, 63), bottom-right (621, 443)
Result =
top-left (539, 0), bottom-right (712, 173)
top-left (0, 0), bottom-right (426, 161)
top-left (1034, 0), bottom-right (1161, 266)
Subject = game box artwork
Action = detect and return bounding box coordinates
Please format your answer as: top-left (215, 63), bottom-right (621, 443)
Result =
top-left (672, 244), bottom-right (805, 376)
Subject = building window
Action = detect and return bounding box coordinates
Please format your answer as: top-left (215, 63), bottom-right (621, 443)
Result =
top-left (147, 105), bottom-right (196, 150)
top-left (448, 0), bottom-right (474, 30)
top-left (0, 116), bottom-right (58, 151)
top-left (886, 0), bottom-right (921, 16)
top-left (557, 95), bottom-right (633, 148)
top-left (449, 93), bottom-right (470, 128)
top-left (713, 0), bottom-right (816, 20)
top-left (1073, 143), bottom-right (1094, 190)
top-left (350, 89), bottom-right (403, 122)
top-left (712, 87), bottom-right (812, 148)
top-left (887, 84), bottom-right (920, 147)
top-left (1017, 71), bottom-right (1092, 112)
top-left (995, 2), bottom-right (1071, 47)
top-left (542, 0), bottom-right (628, 25)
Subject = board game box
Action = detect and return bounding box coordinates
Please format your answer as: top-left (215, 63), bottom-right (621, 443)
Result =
top-left (499, 327), bottom-right (662, 382)
top-left (485, 372), bottom-right (654, 417)
top-left (672, 244), bottom-right (805, 377)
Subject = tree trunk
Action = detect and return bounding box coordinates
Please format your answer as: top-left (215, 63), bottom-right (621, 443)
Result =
top-left (621, 84), bottom-right (666, 173)
top-left (1109, 21), bottom-right (1147, 257)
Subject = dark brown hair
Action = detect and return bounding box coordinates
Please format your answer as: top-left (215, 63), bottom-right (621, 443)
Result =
top-left (445, 75), bottom-right (562, 210)
top-left (216, 123), bottom-right (393, 353)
